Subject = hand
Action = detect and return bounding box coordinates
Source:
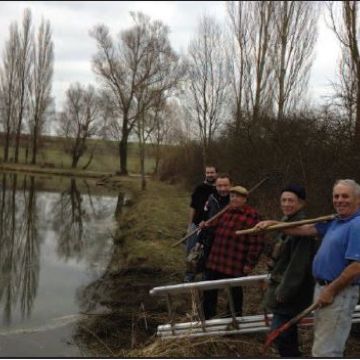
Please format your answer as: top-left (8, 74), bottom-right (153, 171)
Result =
top-left (254, 220), bottom-right (278, 231)
top-left (198, 221), bottom-right (206, 229)
top-left (317, 286), bottom-right (335, 307)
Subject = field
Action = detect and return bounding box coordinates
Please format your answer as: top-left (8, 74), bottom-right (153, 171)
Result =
top-left (0, 135), bottom-right (156, 174)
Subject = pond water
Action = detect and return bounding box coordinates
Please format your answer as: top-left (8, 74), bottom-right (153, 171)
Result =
top-left (0, 173), bottom-right (127, 357)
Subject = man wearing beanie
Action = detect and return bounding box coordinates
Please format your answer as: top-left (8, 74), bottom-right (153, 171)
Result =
top-left (264, 184), bottom-right (318, 357)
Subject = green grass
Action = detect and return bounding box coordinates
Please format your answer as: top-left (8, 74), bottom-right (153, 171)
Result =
top-left (118, 178), bottom-right (189, 273)
top-left (0, 137), bottom-right (156, 174)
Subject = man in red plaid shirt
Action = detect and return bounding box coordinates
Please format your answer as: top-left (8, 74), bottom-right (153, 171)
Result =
top-left (202, 185), bottom-right (265, 319)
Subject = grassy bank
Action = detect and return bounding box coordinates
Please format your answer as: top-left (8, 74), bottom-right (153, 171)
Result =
top-left (115, 178), bottom-right (189, 273)
top-left (113, 179), bottom-right (269, 357)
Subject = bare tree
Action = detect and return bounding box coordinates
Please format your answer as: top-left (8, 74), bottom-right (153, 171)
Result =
top-left (226, 2), bottom-right (276, 124)
top-left (226, 1), bottom-right (253, 133)
top-left (14, 8), bottom-right (33, 163)
top-left (58, 83), bottom-right (101, 168)
top-left (327, 1), bottom-right (360, 144)
top-left (0, 22), bottom-right (19, 161)
top-left (186, 15), bottom-right (230, 165)
top-left (29, 18), bottom-right (54, 164)
top-left (90, 12), bottom-right (181, 175)
top-left (248, 1), bottom-right (275, 120)
top-left (150, 101), bottom-right (177, 175)
top-left (272, 1), bottom-right (318, 120)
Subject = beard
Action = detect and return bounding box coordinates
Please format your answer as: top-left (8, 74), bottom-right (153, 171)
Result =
top-left (205, 177), bottom-right (216, 184)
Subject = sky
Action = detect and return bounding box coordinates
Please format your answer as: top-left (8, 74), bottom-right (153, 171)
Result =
top-left (0, 1), bottom-right (341, 111)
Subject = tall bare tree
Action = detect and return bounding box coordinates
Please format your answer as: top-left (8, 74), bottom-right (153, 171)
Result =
top-left (227, 2), bottom-right (275, 123)
top-left (90, 12), bottom-right (180, 175)
top-left (0, 22), bottom-right (19, 162)
top-left (186, 15), bottom-right (230, 165)
top-left (327, 1), bottom-right (360, 145)
top-left (272, 1), bottom-right (318, 120)
top-left (227, 1), bottom-right (253, 133)
top-left (14, 8), bottom-right (33, 163)
top-left (58, 83), bottom-right (101, 168)
top-left (248, 1), bottom-right (275, 120)
top-left (150, 101), bottom-right (177, 175)
top-left (29, 18), bottom-right (54, 164)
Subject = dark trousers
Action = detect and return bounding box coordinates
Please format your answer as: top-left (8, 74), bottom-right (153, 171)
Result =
top-left (271, 313), bottom-right (301, 357)
top-left (202, 269), bottom-right (243, 320)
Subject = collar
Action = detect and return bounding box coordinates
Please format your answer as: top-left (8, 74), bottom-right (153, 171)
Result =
top-left (336, 209), bottom-right (360, 222)
top-left (282, 210), bottom-right (306, 222)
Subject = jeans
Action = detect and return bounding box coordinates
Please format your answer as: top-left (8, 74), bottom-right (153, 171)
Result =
top-left (184, 223), bottom-right (199, 282)
top-left (312, 283), bottom-right (359, 357)
top-left (202, 269), bottom-right (243, 320)
top-left (271, 313), bottom-right (301, 357)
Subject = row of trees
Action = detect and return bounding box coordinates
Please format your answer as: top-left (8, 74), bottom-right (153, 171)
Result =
top-left (1, 2), bottom-right (360, 190)
top-left (0, 9), bottom-right (54, 165)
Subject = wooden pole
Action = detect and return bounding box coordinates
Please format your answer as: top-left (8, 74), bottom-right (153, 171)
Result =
top-left (171, 175), bottom-right (273, 248)
top-left (262, 302), bottom-right (320, 354)
top-left (171, 204), bottom-right (230, 247)
top-left (235, 214), bottom-right (336, 236)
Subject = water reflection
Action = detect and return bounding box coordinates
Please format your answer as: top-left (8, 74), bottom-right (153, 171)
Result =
top-left (53, 179), bottom-right (84, 261)
top-left (0, 174), bottom-right (40, 325)
top-left (0, 173), bottom-right (121, 334)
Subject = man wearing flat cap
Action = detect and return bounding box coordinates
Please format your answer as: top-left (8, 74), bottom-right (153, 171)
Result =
top-left (202, 185), bottom-right (264, 319)
top-left (263, 184), bottom-right (318, 357)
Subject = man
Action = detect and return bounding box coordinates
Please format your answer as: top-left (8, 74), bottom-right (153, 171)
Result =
top-left (202, 186), bottom-right (264, 319)
top-left (264, 184), bottom-right (318, 357)
top-left (184, 165), bottom-right (217, 282)
top-left (203, 173), bottom-right (232, 220)
top-left (196, 173), bottom-right (232, 266)
top-left (256, 179), bottom-right (360, 357)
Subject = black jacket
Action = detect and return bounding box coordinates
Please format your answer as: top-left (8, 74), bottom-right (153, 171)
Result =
top-left (198, 192), bottom-right (230, 249)
top-left (190, 182), bottom-right (216, 225)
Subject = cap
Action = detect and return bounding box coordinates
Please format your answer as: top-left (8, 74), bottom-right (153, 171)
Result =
top-left (281, 184), bottom-right (306, 200)
top-left (230, 185), bottom-right (249, 196)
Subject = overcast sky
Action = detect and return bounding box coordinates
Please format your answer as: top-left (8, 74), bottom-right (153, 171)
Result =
top-left (0, 1), bottom-right (341, 110)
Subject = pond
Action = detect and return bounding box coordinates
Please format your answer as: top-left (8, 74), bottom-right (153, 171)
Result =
top-left (0, 172), bottom-right (132, 357)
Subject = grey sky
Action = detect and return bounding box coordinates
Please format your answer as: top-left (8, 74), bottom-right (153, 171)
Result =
top-left (0, 1), bottom-right (340, 110)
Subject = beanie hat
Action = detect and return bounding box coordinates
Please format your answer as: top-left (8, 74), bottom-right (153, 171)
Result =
top-left (281, 184), bottom-right (306, 200)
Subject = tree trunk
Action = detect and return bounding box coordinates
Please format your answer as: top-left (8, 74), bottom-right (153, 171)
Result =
top-left (355, 82), bottom-right (360, 147)
top-left (31, 122), bottom-right (38, 164)
top-left (154, 142), bottom-right (160, 176)
top-left (4, 128), bottom-right (11, 162)
top-left (140, 143), bottom-right (146, 191)
top-left (71, 151), bottom-right (79, 168)
top-left (119, 136), bottom-right (128, 175)
top-left (14, 126), bottom-right (22, 163)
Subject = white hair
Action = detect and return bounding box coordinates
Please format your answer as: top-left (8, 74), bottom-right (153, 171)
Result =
top-left (334, 179), bottom-right (360, 197)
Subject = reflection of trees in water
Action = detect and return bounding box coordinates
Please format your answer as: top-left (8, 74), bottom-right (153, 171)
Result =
top-left (0, 174), bottom-right (40, 325)
top-left (52, 179), bottom-right (122, 264)
top-left (52, 179), bottom-right (84, 261)
top-left (72, 196), bottom-right (160, 355)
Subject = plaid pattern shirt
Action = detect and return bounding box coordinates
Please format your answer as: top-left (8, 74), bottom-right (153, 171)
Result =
top-left (206, 204), bottom-right (264, 276)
